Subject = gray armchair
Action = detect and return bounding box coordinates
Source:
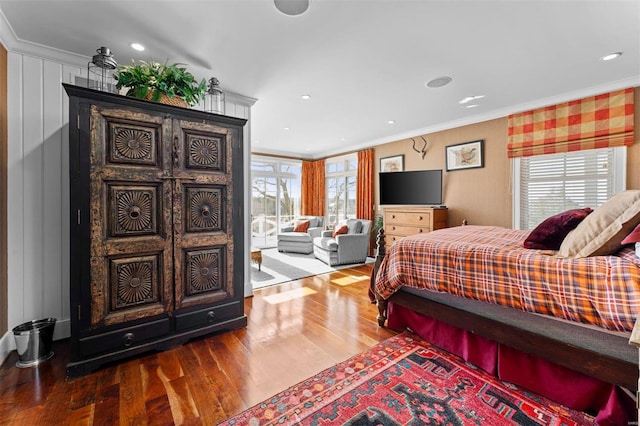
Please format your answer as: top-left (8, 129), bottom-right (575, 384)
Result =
top-left (280, 216), bottom-right (324, 238)
top-left (277, 216), bottom-right (325, 254)
top-left (313, 219), bottom-right (372, 266)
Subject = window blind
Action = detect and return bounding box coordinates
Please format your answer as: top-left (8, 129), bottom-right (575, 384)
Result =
top-left (519, 148), bottom-right (618, 230)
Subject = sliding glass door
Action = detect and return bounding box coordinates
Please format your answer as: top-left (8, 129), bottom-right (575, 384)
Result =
top-left (251, 158), bottom-right (301, 248)
top-left (325, 155), bottom-right (357, 227)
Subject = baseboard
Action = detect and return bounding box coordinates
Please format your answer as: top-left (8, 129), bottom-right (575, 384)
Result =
top-left (54, 318), bottom-right (71, 341)
top-left (0, 318), bottom-right (70, 367)
top-left (0, 329), bottom-right (12, 366)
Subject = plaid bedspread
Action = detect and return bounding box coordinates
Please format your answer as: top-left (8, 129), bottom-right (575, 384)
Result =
top-left (374, 225), bottom-right (640, 332)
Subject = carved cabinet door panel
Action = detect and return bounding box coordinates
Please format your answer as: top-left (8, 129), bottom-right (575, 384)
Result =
top-left (172, 118), bottom-right (236, 310)
top-left (88, 105), bottom-right (174, 327)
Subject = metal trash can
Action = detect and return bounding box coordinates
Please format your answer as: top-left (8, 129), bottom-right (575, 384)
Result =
top-left (12, 318), bottom-right (56, 368)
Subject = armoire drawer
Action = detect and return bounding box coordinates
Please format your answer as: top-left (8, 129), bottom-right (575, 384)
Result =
top-left (175, 301), bottom-right (241, 331)
top-left (79, 318), bottom-right (171, 357)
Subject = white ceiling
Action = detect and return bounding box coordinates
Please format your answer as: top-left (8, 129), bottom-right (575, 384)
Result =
top-left (1, 0), bottom-right (639, 159)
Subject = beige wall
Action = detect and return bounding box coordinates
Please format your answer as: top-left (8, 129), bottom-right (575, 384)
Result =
top-left (374, 87), bottom-right (640, 229)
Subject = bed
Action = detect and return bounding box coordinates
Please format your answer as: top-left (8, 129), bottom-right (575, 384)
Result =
top-left (371, 223), bottom-right (640, 424)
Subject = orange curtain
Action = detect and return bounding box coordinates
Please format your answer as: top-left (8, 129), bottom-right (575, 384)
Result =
top-left (356, 149), bottom-right (374, 221)
top-left (507, 88), bottom-right (634, 158)
top-left (301, 159), bottom-right (325, 216)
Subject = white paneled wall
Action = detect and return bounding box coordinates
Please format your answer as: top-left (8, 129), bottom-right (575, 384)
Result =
top-left (0, 45), bottom-right (255, 364)
top-left (6, 53), bottom-right (81, 346)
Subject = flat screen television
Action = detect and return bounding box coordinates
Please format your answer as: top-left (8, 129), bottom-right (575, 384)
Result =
top-left (379, 169), bottom-right (443, 205)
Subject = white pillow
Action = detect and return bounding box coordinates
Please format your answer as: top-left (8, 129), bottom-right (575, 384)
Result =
top-left (558, 190), bottom-right (640, 258)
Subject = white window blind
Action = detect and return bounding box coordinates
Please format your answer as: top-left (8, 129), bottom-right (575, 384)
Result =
top-left (515, 147), bottom-right (626, 230)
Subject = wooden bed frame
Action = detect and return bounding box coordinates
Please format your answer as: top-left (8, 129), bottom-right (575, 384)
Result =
top-left (371, 229), bottom-right (639, 393)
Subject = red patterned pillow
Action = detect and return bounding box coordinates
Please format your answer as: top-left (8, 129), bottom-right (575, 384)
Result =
top-left (524, 208), bottom-right (593, 250)
top-left (293, 220), bottom-right (310, 233)
top-left (621, 223), bottom-right (640, 245)
top-left (332, 225), bottom-right (348, 238)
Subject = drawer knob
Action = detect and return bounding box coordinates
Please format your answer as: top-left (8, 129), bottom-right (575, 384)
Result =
top-left (392, 214), bottom-right (396, 219)
top-left (392, 226), bottom-right (396, 230)
top-left (122, 332), bottom-right (135, 347)
top-left (419, 229), bottom-right (423, 233)
top-left (417, 216), bottom-right (423, 220)
top-left (207, 310), bottom-right (216, 321)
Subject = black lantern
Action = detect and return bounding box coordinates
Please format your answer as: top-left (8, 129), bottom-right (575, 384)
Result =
top-left (87, 47), bottom-right (117, 92)
top-left (204, 77), bottom-right (225, 114)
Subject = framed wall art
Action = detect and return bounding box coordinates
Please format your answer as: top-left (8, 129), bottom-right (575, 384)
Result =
top-left (446, 139), bottom-right (484, 171)
top-left (380, 155), bottom-right (404, 173)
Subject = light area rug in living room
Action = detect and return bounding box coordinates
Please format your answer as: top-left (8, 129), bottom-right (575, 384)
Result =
top-left (251, 248), bottom-right (374, 289)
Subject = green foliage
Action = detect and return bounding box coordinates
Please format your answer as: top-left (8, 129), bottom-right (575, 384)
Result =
top-left (114, 60), bottom-right (207, 106)
top-left (372, 214), bottom-right (384, 237)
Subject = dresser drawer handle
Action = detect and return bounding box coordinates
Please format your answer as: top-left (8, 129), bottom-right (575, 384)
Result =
top-left (207, 310), bottom-right (216, 321)
top-left (417, 216), bottom-right (423, 220)
top-left (418, 229), bottom-right (423, 233)
top-left (122, 333), bottom-right (135, 347)
top-left (392, 226), bottom-right (396, 230)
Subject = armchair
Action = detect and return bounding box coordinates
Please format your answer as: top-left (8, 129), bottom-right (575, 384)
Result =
top-left (277, 216), bottom-right (325, 254)
top-left (313, 219), bottom-right (372, 266)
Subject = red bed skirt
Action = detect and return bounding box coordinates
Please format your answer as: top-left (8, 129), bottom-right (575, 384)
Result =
top-left (387, 302), bottom-right (636, 425)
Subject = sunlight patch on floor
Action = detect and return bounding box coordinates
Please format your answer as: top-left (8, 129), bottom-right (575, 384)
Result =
top-left (263, 287), bottom-right (318, 304)
top-left (331, 274), bottom-right (367, 287)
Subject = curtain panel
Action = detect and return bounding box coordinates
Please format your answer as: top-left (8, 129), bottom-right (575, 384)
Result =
top-left (301, 159), bottom-right (325, 216)
top-left (356, 149), bottom-right (374, 221)
top-left (507, 88), bottom-right (635, 158)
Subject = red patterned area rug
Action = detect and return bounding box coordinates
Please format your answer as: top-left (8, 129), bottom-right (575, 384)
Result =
top-left (219, 332), bottom-right (595, 426)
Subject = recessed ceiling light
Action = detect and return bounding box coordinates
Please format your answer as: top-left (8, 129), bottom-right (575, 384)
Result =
top-left (459, 95), bottom-right (485, 104)
top-left (284, 127), bottom-right (290, 131)
top-left (274, 0), bottom-right (310, 16)
top-left (465, 104), bottom-right (479, 109)
top-left (130, 43), bottom-right (145, 51)
top-left (601, 52), bottom-right (622, 61)
top-left (301, 94), bottom-right (311, 100)
top-left (387, 120), bottom-right (396, 125)
top-left (425, 76), bottom-right (452, 88)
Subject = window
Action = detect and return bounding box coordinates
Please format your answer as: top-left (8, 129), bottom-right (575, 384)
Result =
top-left (513, 147), bottom-right (626, 230)
top-left (251, 157), bottom-right (301, 247)
top-left (325, 154), bottom-right (357, 226)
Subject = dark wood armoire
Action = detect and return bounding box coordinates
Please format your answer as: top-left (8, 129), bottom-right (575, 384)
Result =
top-left (63, 84), bottom-right (247, 378)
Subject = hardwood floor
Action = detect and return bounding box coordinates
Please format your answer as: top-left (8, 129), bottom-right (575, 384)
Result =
top-left (0, 264), bottom-right (396, 425)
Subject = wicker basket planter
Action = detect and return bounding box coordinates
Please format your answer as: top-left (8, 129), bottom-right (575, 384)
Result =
top-left (114, 61), bottom-right (207, 108)
top-left (145, 91), bottom-right (188, 108)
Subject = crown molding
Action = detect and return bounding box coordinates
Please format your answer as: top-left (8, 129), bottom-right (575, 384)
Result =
top-left (226, 90), bottom-right (257, 107)
top-left (315, 77), bottom-right (640, 160)
top-left (0, 9), bottom-right (89, 67)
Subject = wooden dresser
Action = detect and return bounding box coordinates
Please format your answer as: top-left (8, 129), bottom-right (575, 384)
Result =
top-left (383, 206), bottom-right (448, 244)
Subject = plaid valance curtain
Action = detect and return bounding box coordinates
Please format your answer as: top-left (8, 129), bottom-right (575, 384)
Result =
top-left (507, 88), bottom-right (635, 158)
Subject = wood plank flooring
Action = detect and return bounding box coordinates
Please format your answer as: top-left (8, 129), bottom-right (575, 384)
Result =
top-left (0, 264), bottom-right (396, 425)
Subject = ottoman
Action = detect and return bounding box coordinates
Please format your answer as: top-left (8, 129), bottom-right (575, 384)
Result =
top-left (277, 232), bottom-right (313, 254)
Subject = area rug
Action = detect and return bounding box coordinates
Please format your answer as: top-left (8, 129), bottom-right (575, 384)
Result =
top-left (218, 332), bottom-right (595, 425)
top-left (251, 248), bottom-right (374, 289)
